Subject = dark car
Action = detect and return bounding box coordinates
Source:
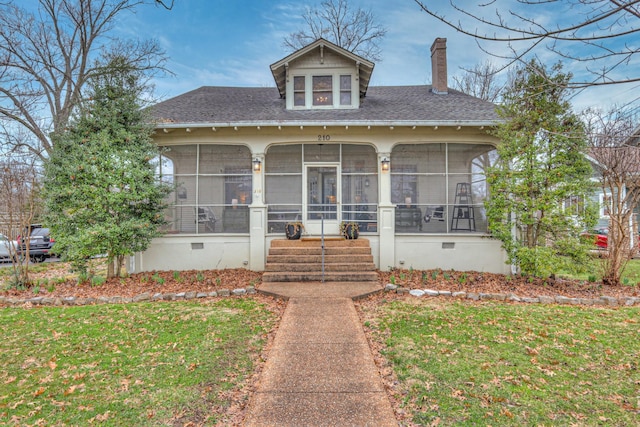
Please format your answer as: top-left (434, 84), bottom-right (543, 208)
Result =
top-left (17, 225), bottom-right (55, 263)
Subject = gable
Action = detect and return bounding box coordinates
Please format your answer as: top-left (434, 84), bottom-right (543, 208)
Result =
top-left (290, 48), bottom-right (356, 70)
top-left (270, 38), bottom-right (374, 100)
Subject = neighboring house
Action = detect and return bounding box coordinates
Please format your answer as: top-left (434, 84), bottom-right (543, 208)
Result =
top-left (586, 125), bottom-right (640, 246)
top-left (130, 38), bottom-right (509, 274)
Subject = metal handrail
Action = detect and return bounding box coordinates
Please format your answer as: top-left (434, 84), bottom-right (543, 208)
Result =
top-left (320, 215), bottom-right (325, 283)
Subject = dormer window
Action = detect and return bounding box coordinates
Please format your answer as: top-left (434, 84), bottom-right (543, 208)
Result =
top-left (270, 39), bottom-right (374, 111)
top-left (290, 73), bottom-right (355, 109)
top-left (340, 75), bottom-right (352, 105)
top-left (313, 76), bottom-right (333, 106)
top-left (294, 76), bottom-right (305, 106)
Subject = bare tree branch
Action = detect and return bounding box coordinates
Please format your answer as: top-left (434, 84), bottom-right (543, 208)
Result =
top-left (414, 0), bottom-right (640, 88)
top-left (584, 106), bottom-right (640, 284)
top-left (452, 61), bottom-right (505, 102)
top-left (0, 0), bottom-right (170, 160)
top-left (283, 0), bottom-right (387, 62)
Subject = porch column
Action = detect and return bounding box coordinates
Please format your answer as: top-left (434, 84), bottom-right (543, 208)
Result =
top-left (378, 151), bottom-right (395, 269)
top-left (250, 153), bottom-right (266, 271)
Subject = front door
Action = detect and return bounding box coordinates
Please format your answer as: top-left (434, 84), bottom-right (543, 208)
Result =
top-left (304, 164), bottom-right (340, 235)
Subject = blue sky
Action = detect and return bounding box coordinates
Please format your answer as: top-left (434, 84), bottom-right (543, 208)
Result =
top-left (114, 0), bottom-right (638, 111)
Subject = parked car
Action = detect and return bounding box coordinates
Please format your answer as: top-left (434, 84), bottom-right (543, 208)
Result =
top-left (581, 226), bottom-right (640, 250)
top-left (17, 225), bottom-right (55, 263)
top-left (0, 233), bottom-right (17, 262)
top-left (581, 227), bottom-right (609, 249)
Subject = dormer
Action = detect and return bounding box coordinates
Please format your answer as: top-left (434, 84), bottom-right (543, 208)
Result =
top-left (270, 38), bottom-right (374, 110)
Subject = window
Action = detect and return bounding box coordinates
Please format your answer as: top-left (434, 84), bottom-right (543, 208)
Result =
top-left (340, 75), bottom-right (351, 105)
top-left (291, 73), bottom-right (355, 109)
top-left (312, 75), bottom-right (332, 106)
top-left (293, 76), bottom-right (305, 106)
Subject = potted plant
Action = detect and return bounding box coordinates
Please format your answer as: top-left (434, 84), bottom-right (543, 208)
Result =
top-left (285, 221), bottom-right (304, 240)
top-left (340, 221), bottom-right (359, 240)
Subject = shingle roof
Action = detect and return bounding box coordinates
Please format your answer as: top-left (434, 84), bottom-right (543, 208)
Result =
top-left (150, 85), bottom-right (500, 127)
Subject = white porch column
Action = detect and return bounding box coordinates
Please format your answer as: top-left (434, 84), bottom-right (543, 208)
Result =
top-left (378, 151), bottom-right (395, 269)
top-left (250, 153), bottom-right (266, 271)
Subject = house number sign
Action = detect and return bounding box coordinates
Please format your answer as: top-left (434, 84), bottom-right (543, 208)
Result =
top-left (317, 135), bottom-right (331, 141)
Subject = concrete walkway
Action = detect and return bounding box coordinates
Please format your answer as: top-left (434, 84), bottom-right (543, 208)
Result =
top-left (245, 282), bottom-right (397, 426)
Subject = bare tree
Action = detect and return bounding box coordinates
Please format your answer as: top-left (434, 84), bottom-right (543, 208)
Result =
top-left (584, 107), bottom-right (640, 285)
top-left (414, 0), bottom-right (640, 88)
top-left (0, 0), bottom-right (169, 160)
top-left (284, 0), bottom-right (387, 62)
top-left (452, 61), bottom-right (504, 102)
top-left (0, 155), bottom-right (42, 287)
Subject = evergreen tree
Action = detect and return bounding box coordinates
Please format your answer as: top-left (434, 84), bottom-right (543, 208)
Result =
top-left (486, 60), bottom-right (597, 277)
top-left (43, 57), bottom-right (170, 279)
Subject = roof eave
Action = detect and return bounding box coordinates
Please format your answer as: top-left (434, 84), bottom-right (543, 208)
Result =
top-left (154, 119), bottom-right (502, 130)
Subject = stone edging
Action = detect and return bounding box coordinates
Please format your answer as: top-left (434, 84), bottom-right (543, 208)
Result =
top-left (384, 284), bottom-right (640, 307)
top-left (384, 283), bottom-right (640, 307)
top-left (1, 284), bottom-right (638, 308)
top-left (0, 286), bottom-right (257, 307)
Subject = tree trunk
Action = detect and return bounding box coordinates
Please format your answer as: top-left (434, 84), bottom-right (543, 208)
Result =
top-left (115, 255), bottom-right (125, 278)
top-left (107, 256), bottom-right (115, 279)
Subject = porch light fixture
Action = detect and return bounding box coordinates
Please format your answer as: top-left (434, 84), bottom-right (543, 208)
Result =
top-left (381, 157), bottom-right (390, 172)
top-left (253, 158), bottom-right (262, 172)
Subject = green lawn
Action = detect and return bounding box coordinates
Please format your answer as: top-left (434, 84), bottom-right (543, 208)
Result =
top-left (558, 256), bottom-right (640, 286)
top-left (0, 299), bottom-right (277, 426)
top-left (360, 299), bottom-right (640, 426)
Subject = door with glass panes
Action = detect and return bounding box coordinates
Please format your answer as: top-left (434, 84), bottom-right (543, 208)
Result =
top-left (304, 164), bottom-right (340, 235)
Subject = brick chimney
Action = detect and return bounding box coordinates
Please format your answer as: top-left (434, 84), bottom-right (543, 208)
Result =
top-left (430, 38), bottom-right (448, 94)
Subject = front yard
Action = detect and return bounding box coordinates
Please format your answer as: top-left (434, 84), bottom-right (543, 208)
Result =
top-left (358, 298), bottom-right (640, 426)
top-left (0, 299), bottom-right (281, 426)
top-left (1, 261), bottom-right (639, 426)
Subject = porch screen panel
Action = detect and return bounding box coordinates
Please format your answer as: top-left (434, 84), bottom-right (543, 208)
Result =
top-left (159, 145), bottom-right (197, 233)
top-left (154, 154), bottom-right (175, 233)
top-left (304, 144), bottom-right (339, 162)
top-left (158, 144), bottom-right (252, 234)
top-left (391, 143), bottom-right (494, 234)
top-left (341, 145), bottom-right (378, 232)
top-left (266, 145), bottom-right (302, 173)
top-left (199, 145), bottom-right (251, 233)
top-left (266, 145), bottom-right (303, 233)
top-left (448, 144), bottom-right (495, 233)
top-left (420, 175), bottom-right (447, 232)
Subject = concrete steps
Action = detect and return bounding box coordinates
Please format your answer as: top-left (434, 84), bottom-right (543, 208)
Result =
top-left (263, 238), bottom-right (378, 283)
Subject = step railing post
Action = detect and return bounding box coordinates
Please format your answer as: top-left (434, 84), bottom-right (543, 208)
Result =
top-left (321, 215), bottom-right (325, 283)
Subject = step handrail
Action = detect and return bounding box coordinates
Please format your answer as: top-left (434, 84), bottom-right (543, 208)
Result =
top-left (321, 215), bottom-right (325, 283)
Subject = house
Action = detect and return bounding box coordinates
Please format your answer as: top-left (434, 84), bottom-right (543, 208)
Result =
top-left (586, 126), bottom-right (640, 246)
top-left (129, 38), bottom-right (509, 274)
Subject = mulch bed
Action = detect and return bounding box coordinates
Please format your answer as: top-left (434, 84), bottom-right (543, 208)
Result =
top-left (377, 269), bottom-right (639, 300)
top-left (1, 264), bottom-right (638, 300)
top-left (0, 267), bottom-right (261, 299)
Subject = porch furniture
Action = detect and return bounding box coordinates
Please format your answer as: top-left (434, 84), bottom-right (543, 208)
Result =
top-left (423, 205), bottom-right (445, 223)
top-left (451, 183), bottom-right (476, 231)
top-left (197, 207), bottom-right (218, 233)
top-left (395, 206), bottom-right (422, 231)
